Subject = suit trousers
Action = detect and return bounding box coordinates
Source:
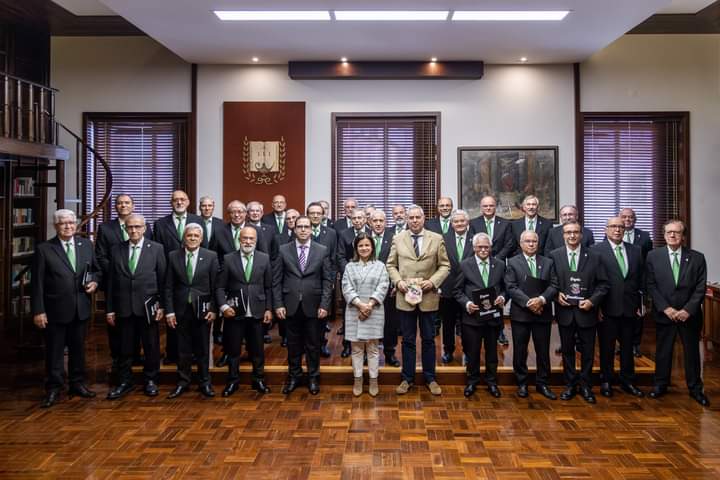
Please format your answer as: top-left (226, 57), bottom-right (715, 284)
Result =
top-left (632, 314), bottom-right (645, 347)
top-left (654, 320), bottom-right (703, 393)
top-left (598, 315), bottom-right (635, 385)
top-left (400, 308), bottom-right (437, 383)
top-left (165, 325), bottom-right (178, 363)
top-left (462, 322), bottom-right (499, 386)
top-left (383, 294), bottom-right (400, 356)
top-left (511, 321), bottom-right (551, 386)
top-left (224, 315), bottom-right (265, 383)
top-left (559, 321), bottom-right (596, 388)
top-left (44, 316), bottom-right (87, 392)
top-left (107, 323), bottom-right (143, 369)
top-left (286, 306), bottom-right (322, 380)
top-left (439, 296), bottom-right (462, 354)
top-left (175, 304), bottom-right (211, 387)
top-left (118, 314), bottom-right (160, 385)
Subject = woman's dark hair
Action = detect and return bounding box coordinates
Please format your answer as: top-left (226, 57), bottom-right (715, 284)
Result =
top-left (351, 231), bottom-right (377, 262)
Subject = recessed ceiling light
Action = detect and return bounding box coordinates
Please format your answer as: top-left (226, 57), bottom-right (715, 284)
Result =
top-left (334, 11), bottom-right (449, 21)
top-left (214, 11), bottom-right (331, 21)
top-left (452, 11), bottom-right (569, 21)
top-left (430, 57), bottom-right (438, 63)
top-left (520, 57), bottom-right (528, 62)
top-left (252, 57), bottom-right (259, 63)
top-left (341, 57), bottom-right (348, 63)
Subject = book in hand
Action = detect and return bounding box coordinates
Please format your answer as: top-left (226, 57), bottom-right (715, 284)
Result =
top-left (81, 262), bottom-right (96, 287)
top-left (144, 295), bottom-right (161, 325)
top-left (523, 276), bottom-right (549, 297)
top-left (196, 294), bottom-right (212, 318)
top-left (472, 288), bottom-right (501, 318)
top-left (564, 274), bottom-right (587, 306)
top-left (226, 290), bottom-right (247, 317)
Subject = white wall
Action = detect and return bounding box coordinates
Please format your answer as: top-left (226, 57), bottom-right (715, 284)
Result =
top-left (581, 34), bottom-right (720, 279)
top-left (197, 64), bottom-right (576, 213)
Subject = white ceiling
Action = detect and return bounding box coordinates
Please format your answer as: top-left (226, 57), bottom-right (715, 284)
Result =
top-left (51, 0), bottom-right (717, 64)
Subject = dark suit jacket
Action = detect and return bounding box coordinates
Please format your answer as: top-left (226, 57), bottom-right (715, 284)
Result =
top-left (549, 247), bottom-right (608, 328)
top-left (424, 216), bottom-right (452, 235)
top-left (545, 225), bottom-right (596, 255)
top-left (592, 241), bottom-right (644, 318)
top-left (505, 254), bottom-right (557, 323)
top-left (261, 212), bottom-right (286, 234)
top-left (106, 239), bottom-right (167, 318)
top-left (312, 225), bottom-right (338, 268)
top-left (337, 226), bottom-right (372, 273)
top-left (631, 228), bottom-right (654, 259)
top-left (216, 250), bottom-right (273, 320)
top-left (439, 230), bottom-right (475, 298)
top-left (31, 236), bottom-right (100, 324)
top-left (163, 247), bottom-right (218, 317)
top-left (646, 246), bottom-right (706, 325)
top-left (273, 241), bottom-right (334, 317)
top-left (511, 216), bottom-right (552, 255)
top-left (153, 213), bottom-right (206, 258)
top-left (453, 256), bottom-right (506, 327)
top-left (255, 223), bottom-right (280, 260)
top-left (215, 223), bottom-right (278, 263)
top-left (95, 219), bottom-right (152, 278)
top-left (334, 217), bottom-right (353, 233)
top-left (201, 217), bottom-right (225, 253)
top-left (372, 229), bottom-right (395, 264)
top-left (469, 216), bottom-right (515, 260)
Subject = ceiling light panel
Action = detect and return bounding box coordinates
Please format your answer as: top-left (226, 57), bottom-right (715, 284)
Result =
top-left (214, 11), bottom-right (331, 21)
top-left (452, 11), bottom-right (570, 21)
top-left (334, 11), bottom-right (450, 21)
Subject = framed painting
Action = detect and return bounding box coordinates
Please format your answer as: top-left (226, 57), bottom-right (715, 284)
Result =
top-left (458, 146), bottom-right (559, 221)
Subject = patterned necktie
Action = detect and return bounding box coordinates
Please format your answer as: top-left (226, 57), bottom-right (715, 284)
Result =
top-left (456, 235), bottom-right (464, 258)
top-left (65, 241), bottom-right (76, 272)
top-left (244, 254), bottom-right (252, 282)
top-left (528, 219), bottom-right (535, 231)
top-left (176, 215), bottom-right (184, 241)
top-left (527, 256), bottom-right (537, 278)
top-left (569, 251), bottom-right (577, 272)
top-left (120, 223), bottom-right (129, 241)
top-left (411, 234), bottom-right (420, 257)
top-left (486, 219), bottom-right (493, 238)
top-left (615, 245), bottom-right (627, 278)
top-left (480, 260), bottom-right (489, 288)
top-left (441, 218), bottom-right (449, 234)
top-left (128, 245), bottom-right (138, 274)
top-left (671, 251), bottom-right (680, 285)
top-left (298, 245), bottom-right (308, 272)
top-left (233, 227), bottom-right (240, 250)
top-left (312, 226), bottom-right (320, 238)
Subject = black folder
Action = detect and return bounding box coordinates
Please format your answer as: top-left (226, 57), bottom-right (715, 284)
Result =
top-left (196, 294), bottom-right (212, 318)
top-left (144, 295), bottom-right (161, 325)
top-left (523, 276), bottom-right (549, 297)
top-left (472, 287), bottom-right (500, 318)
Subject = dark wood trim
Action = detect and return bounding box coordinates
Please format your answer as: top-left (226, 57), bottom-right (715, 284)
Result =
top-left (629, 0), bottom-right (720, 34)
top-left (290, 61), bottom-right (483, 80)
top-left (574, 63), bottom-right (584, 219)
top-left (187, 64), bottom-right (197, 214)
top-left (0, 137), bottom-right (69, 161)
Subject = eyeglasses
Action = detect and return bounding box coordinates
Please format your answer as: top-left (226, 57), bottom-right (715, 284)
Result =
top-left (295, 225), bottom-right (311, 229)
top-left (666, 230), bottom-right (683, 235)
top-left (125, 225), bottom-right (144, 230)
top-left (56, 221), bottom-right (76, 227)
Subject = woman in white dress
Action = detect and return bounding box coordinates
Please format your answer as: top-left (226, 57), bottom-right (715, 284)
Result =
top-left (342, 232), bottom-right (389, 397)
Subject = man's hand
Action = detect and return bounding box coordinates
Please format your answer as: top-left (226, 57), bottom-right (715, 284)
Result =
top-left (275, 307), bottom-right (286, 320)
top-left (106, 312), bottom-right (116, 327)
top-left (557, 292), bottom-right (571, 307)
top-left (467, 302), bottom-right (479, 314)
top-left (318, 308), bottom-right (328, 319)
top-left (263, 310), bottom-right (273, 324)
top-left (166, 314), bottom-right (177, 329)
top-left (664, 306), bottom-right (679, 321)
top-left (578, 299), bottom-right (593, 311)
top-left (419, 280), bottom-right (434, 292)
top-left (33, 313), bottom-right (48, 329)
top-left (84, 281), bottom-right (98, 294)
top-left (155, 308), bottom-right (164, 322)
top-left (205, 311), bottom-right (216, 323)
top-left (396, 280), bottom-right (409, 294)
top-left (527, 297), bottom-right (544, 313)
top-left (223, 307), bottom-right (236, 318)
top-left (675, 309), bottom-right (690, 322)
top-left (494, 296), bottom-right (505, 307)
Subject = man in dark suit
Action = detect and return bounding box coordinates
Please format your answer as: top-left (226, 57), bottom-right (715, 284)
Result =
top-left (274, 216), bottom-right (334, 395)
top-left (424, 197), bottom-right (454, 235)
top-left (198, 195), bottom-right (225, 346)
top-left (334, 197), bottom-right (358, 233)
top-left (273, 208), bottom-right (300, 347)
top-left (106, 214), bottom-right (167, 400)
top-left (454, 232), bottom-right (506, 398)
top-left (391, 205), bottom-right (407, 235)
top-left (31, 209), bottom-right (100, 408)
top-left (153, 190), bottom-right (204, 364)
top-left (592, 217), bottom-right (645, 398)
top-left (505, 230), bottom-right (558, 400)
top-left (369, 209), bottom-right (400, 366)
top-left (550, 221), bottom-right (608, 404)
top-left (511, 195), bottom-right (552, 255)
top-left (646, 220), bottom-right (709, 406)
top-left (163, 223), bottom-right (218, 399)
top-left (216, 226), bottom-right (274, 396)
top-left (318, 200), bottom-right (334, 230)
top-left (261, 194), bottom-right (288, 234)
top-left (439, 209), bottom-right (474, 363)
top-left (620, 207), bottom-right (654, 357)
top-left (544, 205), bottom-right (596, 254)
top-left (95, 194), bottom-right (152, 378)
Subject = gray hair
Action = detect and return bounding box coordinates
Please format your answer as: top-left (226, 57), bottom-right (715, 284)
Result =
top-left (199, 196), bottom-right (214, 204)
top-left (126, 213), bottom-right (146, 225)
top-left (53, 209), bottom-right (77, 224)
top-left (520, 230), bottom-right (539, 242)
top-left (560, 204), bottom-right (578, 214)
top-left (370, 209), bottom-right (386, 220)
top-left (350, 208), bottom-right (366, 217)
top-left (472, 232), bottom-right (493, 246)
top-left (227, 200), bottom-right (246, 212)
top-left (183, 222), bottom-right (204, 237)
top-left (407, 204), bottom-right (424, 216)
top-left (451, 209), bottom-right (470, 221)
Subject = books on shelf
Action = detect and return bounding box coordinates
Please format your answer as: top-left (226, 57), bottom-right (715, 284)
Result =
top-left (13, 177), bottom-right (35, 197)
top-left (12, 207), bottom-right (33, 226)
top-left (12, 236), bottom-right (34, 256)
top-left (11, 264), bottom-right (31, 288)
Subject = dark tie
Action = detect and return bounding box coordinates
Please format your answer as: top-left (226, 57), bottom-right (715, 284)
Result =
top-left (411, 234), bottom-right (420, 257)
top-left (298, 245), bottom-right (308, 272)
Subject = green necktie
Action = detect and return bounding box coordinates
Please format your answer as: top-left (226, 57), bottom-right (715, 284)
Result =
top-left (527, 256), bottom-right (537, 278)
top-left (120, 223), bottom-right (129, 241)
top-left (615, 245), bottom-right (627, 278)
top-left (277, 216), bottom-right (284, 233)
top-left (186, 251), bottom-right (194, 282)
top-left (176, 215), bottom-right (184, 241)
top-left (374, 235), bottom-right (382, 258)
top-left (65, 241), bottom-right (76, 272)
top-left (313, 226), bottom-right (320, 238)
top-left (528, 219), bottom-right (535, 231)
top-left (480, 260), bottom-right (489, 288)
top-left (569, 251), bottom-right (577, 272)
top-left (486, 219), bottom-right (493, 238)
top-left (456, 235), bottom-right (464, 258)
top-left (233, 227), bottom-right (240, 250)
top-left (244, 254), bottom-right (252, 282)
top-left (128, 245), bottom-right (138, 274)
top-left (624, 231), bottom-right (631, 243)
top-left (441, 218), bottom-right (449, 234)
top-left (671, 251), bottom-right (680, 285)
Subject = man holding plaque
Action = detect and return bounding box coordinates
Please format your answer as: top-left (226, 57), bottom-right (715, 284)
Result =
top-left (164, 224), bottom-right (219, 399)
top-left (505, 230), bottom-right (558, 400)
top-left (550, 221), bottom-right (608, 404)
top-left (454, 233), bottom-right (506, 398)
top-left (387, 205), bottom-right (450, 395)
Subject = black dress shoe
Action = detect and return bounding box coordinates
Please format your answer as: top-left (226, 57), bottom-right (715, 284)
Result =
top-left (107, 383), bottom-right (135, 400)
top-left (464, 384), bottom-right (477, 397)
top-left (281, 337), bottom-right (288, 348)
top-left (222, 383), bottom-right (239, 397)
top-left (215, 353), bottom-right (229, 368)
top-left (320, 345), bottom-right (332, 358)
top-left (441, 352), bottom-right (453, 364)
top-left (337, 326), bottom-right (344, 335)
top-left (690, 391), bottom-right (710, 407)
top-left (282, 378), bottom-right (300, 394)
top-left (648, 386), bottom-right (667, 399)
top-left (69, 383), bottom-right (97, 398)
top-left (600, 382), bottom-right (614, 398)
top-left (263, 334), bottom-right (272, 344)
top-left (633, 345), bottom-right (643, 358)
top-left (580, 387), bottom-right (597, 404)
top-left (41, 390), bottom-right (60, 408)
top-left (144, 381), bottom-right (159, 397)
top-left (385, 354), bottom-right (400, 367)
top-left (487, 385), bottom-right (501, 398)
top-left (162, 357), bottom-right (176, 366)
top-left (517, 385), bottom-right (529, 398)
top-left (167, 385), bottom-right (188, 399)
top-left (620, 384), bottom-right (645, 397)
top-left (199, 384), bottom-right (215, 398)
top-left (536, 385), bottom-right (557, 400)
top-left (308, 380), bottom-right (320, 395)
top-left (252, 380), bottom-right (271, 394)
top-left (340, 343), bottom-right (352, 358)
top-left (560, 386), bottom-right (577, 401)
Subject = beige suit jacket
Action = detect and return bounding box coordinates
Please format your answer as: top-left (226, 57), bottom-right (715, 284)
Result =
top-left (386, 229), bottom-right (450, 312)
